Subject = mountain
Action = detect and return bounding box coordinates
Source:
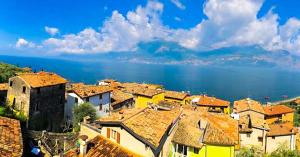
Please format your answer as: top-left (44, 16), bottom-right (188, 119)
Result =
top-left (59, 41), bottom-right (300, 69)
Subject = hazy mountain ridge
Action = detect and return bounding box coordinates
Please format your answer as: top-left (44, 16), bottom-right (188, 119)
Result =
top-left (59, 41), bottom-right (300, 68)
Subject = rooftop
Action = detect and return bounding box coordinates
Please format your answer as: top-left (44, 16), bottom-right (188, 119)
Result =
top-left (264, 105), bottom-right (294, 116)
top-left (0, 83), bottom-right (8, 91)
top-left (121, 84), bottom-right (164, 97)
top-left (98, 107), bottom-right (181, 149)
top-left (238, 114), bottom-right (269, 133)
top-left (111, 90), bottom-right (134, 107)
top-left (197, 95), bottom-right (230, 107)
top-left (17, 71), bottom-right (67, 88)
top-left (70, 83), bottom-right (112, 98)
top-left (86, 135), bottom-right (141, 157)
top-left (0, 116), bottom-right (23, 157)
top-left (173, 109), bottom-right (239, 147)
top-left (267, 122), bottom-right (298, 137)
top-left (164, 90), bottom-right (189, 100)
top-left (233, 98), bottom-right (264, 114)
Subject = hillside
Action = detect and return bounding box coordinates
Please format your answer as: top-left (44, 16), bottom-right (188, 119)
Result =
top-left (0, 62), bottom-right (30, 83)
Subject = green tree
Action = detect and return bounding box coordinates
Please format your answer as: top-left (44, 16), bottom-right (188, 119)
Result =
top-left (0, 62), bottom-right (29, 83)
top-left (236, 146), bottom-right (265, 157)
top-left (73, 102), bottom-right (96, 132)
top-left (269, 144), bottom-right (300, 157)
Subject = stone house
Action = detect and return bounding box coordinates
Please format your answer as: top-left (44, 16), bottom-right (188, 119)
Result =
top-left (266, 123), bottom-right (297, 153)
top-left (233, 98), bottom-right (269, 151)
top-left (65, 83), bottom-right (112, 120)
top-left (7, 72), bottom-right (67, 132)
top-left (196, 95), bottom-right (231, 114)
top-left (263, 105), bottom-right (294, 125)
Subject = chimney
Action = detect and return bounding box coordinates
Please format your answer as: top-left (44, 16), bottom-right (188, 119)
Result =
top-left (79, 135), bottom-right (89, 157)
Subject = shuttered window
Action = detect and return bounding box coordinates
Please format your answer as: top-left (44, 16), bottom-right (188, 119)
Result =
top-left (117, 132), bottom-right (120, 144)
top-left (107, 128), bottom-right (110, 138)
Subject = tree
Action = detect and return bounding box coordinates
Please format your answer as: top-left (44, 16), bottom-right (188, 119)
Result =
top-left (269, 144), bottom-right (300, 157)
top-left (73, 102), bottom-right (96, 132)
top-left (236, 146), bottom-right (265, 157)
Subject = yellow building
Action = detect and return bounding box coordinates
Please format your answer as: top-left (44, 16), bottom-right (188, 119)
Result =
top-left (171, 109), bottom-right (238, 157)
top-left (263, 105), bottom-right (294, 124)
top-left (164, 90), bottom-right (189, 105)
top-left (196, 95), bottom-right (231, 114)
top-left (130, 88), bottom-right (164, 108)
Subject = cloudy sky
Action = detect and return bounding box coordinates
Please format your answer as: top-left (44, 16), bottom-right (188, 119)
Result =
top-left (1, 0), bottom-right (300, 56)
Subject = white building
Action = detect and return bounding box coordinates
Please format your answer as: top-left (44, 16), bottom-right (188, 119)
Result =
top-left (65, 83), bottom-right (112, 121)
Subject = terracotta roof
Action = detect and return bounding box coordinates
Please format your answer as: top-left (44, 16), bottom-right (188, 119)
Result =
top-left (238, 114), bottom-right (269, 133)
top-left (233, 98), bottom-right (264, 114)
top-left (0, 116), bottom-right (23, 157)
top-left (17, 72), bottom-right (67, 88)
top-left (111, 90), bottom-right (134, 107)
top-left (86, 135), bottom-right (141, 157)
top-left (121, 82), bottom-right (162, 90)
top-left (122, 85), bottom-right (163, 97)
top-left (70, 84), bottom-right (112, 98)
top-left (197, 95), bottom-right (230, 107)
top-left (264, 105), bottom-right (294, 116)
top-left (173, 109), bottom-right (239, 147)
top-left (267, 123), bottom-right (298, 136)
top-left (201, 113), bottom-right (239, 145)
top-left (98, 107), bottom-right (181, 149)
top-left (0, 83), bottom-right (8, 91)
top-left (164, 90), bottom-right (189, 100)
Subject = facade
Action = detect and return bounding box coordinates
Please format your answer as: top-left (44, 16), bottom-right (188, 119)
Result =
top-left (111, 89), bottom-right (134, 110)
top-left (0, 83), bottom-right (8, 105)
top-left (171, 109), bottom-right (238, 157)
top-left (196, 95), bottom-right (230, 114)
top-left (65, 83), bottom-right (112, 119)
top-left (263, 105), bottom-right (294, 124)
top-left (0, 116), bottom-right (23, 157)
top-left (266, 123), bottom-right (297, 153)
top-left (7, 72), bottom-right (67, 132)
top-left (233, 98), bottom-right (269, 150)
top-left (80, 106), bottom-right (181, 157)
top-left (164, 90), bottom-right (189, 105)
top-left (134, 90), bottom-right (165, 108)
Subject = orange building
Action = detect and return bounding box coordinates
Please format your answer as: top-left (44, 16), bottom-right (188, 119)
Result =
top-left (263, 105), bottom-right (294, 124)
top-left (197, 95), bottom-right (230, 114)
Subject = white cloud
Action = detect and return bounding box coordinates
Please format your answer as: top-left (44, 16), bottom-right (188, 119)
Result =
top-left (45, 26), bottom-right (59, 36)
top-left (171, 0), bottom-right (186, 10)
top-left (15, 38), bottom-right (36, 48)
top-left (17, 0), bottom-right (300, 55)
top-left (43, 1), bottom-right (169, 53)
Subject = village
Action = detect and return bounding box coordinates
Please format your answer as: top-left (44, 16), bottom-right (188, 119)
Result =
top-left (1, 69), bottom-right (300, 157)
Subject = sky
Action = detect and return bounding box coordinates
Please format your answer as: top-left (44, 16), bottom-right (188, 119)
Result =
top-left (1, 0), bottom-right (300, 56)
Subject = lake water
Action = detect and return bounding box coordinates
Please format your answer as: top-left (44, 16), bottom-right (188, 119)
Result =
top-left (1, 55), bottom-right (300, 103)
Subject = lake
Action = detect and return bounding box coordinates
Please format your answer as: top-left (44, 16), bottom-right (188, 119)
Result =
top-left (1, 55), bottom-right (300, 103)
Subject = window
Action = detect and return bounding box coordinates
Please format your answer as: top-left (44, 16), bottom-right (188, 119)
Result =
top-left (22, 86), bottom-right (26, 94)
top-left (108, 129), bottom-right (120, 143)
top-left (247, 133), bottom-right (251, 138)
top-left (99, 104), bottom-right (103, 111)
top-left (258, 137), bottom-right (263, 142)
top-left (75, 97), bottom-right (78, 103)
top-left (111, 130), bottom-right (117, 140)
top-left (272, 136), bottom-right (275, 139)
top-left (194, 148), bottom-right (199, 154)
top-left (37, 88), bottom-right (41, 94)
top-left (9, 81), bottom-right (13, 87)
top-left (86, 97), bottom-right (89, 102)
top-left (99, 94), bottom-right (102, 100)
top-left (176, 144), bottom-right (187, 156)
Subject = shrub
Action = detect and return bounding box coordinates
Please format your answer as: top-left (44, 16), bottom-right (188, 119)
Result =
top-left (73, 102), bottom-right (96, 132)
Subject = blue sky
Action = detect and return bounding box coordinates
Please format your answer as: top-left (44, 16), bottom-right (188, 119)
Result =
top-left (1, 0), bottom-right (300, 56)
